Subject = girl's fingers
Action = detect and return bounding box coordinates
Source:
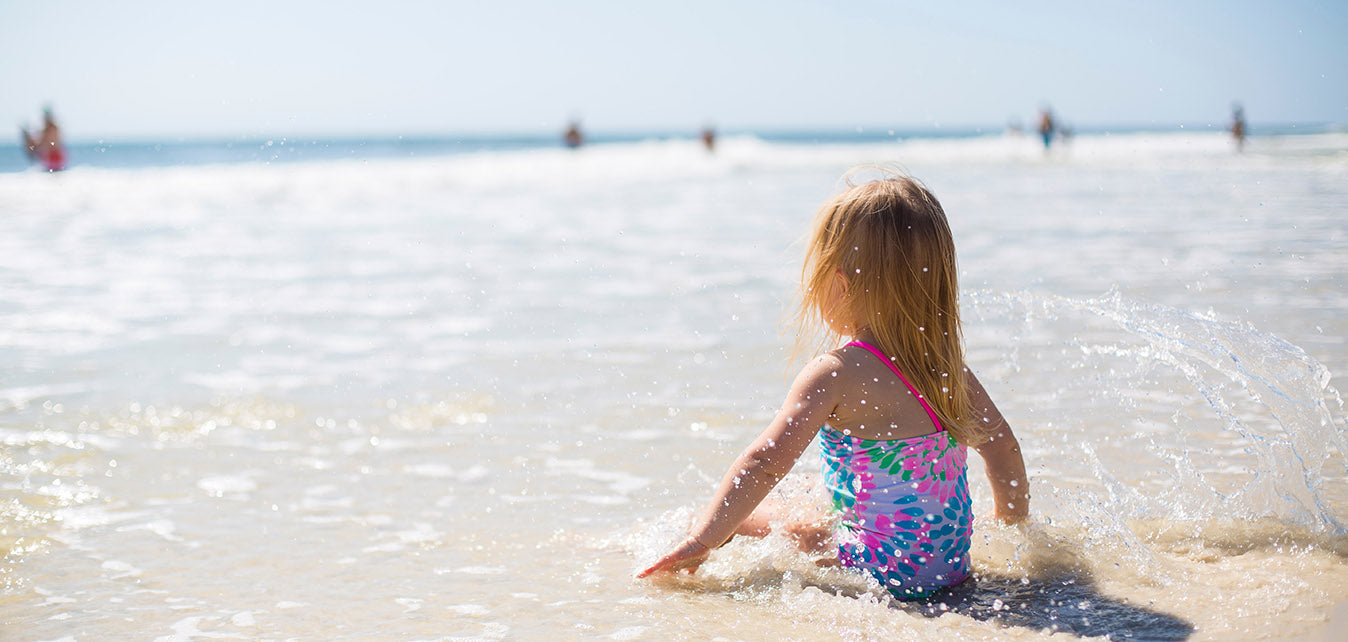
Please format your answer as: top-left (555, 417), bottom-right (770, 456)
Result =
top-left (635, 559), bottom-right (670, 578)
top-left (636, 542), bottom-right (710, 578)
top-left (636, 553), bottom-right (680, 578)
top-left (637, 554), bottom-right (696, 577)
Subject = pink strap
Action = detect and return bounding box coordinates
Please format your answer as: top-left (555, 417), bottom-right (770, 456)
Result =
top-left (845, 340), bottom-right (944, 433)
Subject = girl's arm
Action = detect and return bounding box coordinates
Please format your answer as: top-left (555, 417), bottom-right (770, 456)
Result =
top-left (968, 371), bottom-right (1030, 523)
top-left (637, 355), bottom-right (843, 577)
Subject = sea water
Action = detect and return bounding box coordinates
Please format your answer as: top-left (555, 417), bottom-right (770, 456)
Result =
top-left (1, 130), bottom-right (1346, 640)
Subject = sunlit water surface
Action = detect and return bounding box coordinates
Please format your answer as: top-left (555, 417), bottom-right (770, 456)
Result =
top-left (2, 132), bottom-right (1347, 640)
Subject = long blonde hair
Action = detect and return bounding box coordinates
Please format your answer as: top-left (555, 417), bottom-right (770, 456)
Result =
top-left (796, 170), bottom-right (978, 443)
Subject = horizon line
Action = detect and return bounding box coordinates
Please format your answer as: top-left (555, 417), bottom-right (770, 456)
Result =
top-left (6, 121), bottom-right (1343, 147)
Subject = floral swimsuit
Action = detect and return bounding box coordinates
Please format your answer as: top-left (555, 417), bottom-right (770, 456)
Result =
top-left (820, 341), bottom-right (973, 599)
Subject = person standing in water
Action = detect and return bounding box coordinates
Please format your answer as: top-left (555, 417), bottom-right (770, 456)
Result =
top-left (1036, 107), bottom-right (1056, 151)
top-left (639, 170), bottom-right (1030, 600)
top-left (1230, 104), bottom-right (1247, 152)
top-left (701, 124), bottom-right (716, 152)
top-left (563, 120), bottom-right (584, 149)
top-left (20, 106), bottom-right (67, 172)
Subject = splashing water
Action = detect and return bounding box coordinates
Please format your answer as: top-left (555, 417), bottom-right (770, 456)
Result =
top-left (966, 290), bottom-right (1346, 535)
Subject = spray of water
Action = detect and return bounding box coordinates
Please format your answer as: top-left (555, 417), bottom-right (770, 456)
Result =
top-left (967, 290), bottom-right (1346, 535)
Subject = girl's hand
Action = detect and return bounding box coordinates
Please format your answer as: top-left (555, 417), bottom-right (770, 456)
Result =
top-left (636, 537), bottom-right (711, 578)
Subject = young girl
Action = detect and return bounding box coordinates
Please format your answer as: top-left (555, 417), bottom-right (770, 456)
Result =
top-left (638, 171), bottom-right (1030, 600)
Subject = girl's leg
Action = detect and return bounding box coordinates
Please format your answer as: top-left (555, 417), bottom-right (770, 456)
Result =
top-left (734, 496), bottom-right (835, 555)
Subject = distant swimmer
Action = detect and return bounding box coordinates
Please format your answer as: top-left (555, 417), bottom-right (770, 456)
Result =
top-left (1036, 106), bottom-right (1056, 151)
top-left (563, 121), bottom-right (584, 149)
top-left (701, 125), bottom-right (716, 152)
top-left (20, 106), bottom-right (67, 171)
top-left (1230, 104), bottom-right (1247, 152)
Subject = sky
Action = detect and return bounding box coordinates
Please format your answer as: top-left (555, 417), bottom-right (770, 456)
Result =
top-left (2, 0), bottom-right (1345, 140)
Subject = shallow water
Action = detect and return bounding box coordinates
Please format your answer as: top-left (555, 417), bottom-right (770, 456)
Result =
top-left (2, 131), bottom-right (1347, 640)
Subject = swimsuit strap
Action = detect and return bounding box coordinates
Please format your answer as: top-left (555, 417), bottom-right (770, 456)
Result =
top-left (845, 340), bottom-right (944, 433)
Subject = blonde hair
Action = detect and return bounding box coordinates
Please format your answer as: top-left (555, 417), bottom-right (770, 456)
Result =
top-left (796, 169), bottom-right (978, 443)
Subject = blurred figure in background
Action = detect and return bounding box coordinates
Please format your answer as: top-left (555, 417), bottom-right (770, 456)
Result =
top-left (1036, 106), bottom-right (1056, 151)
top-left (1230, 103), bottom-right (1247, 152)
top-left (701, 124), bottom-right (716, 152)
top-left (20, 106), bottom-right (67, 172)
top-left (563, 120), bottom-right (584, 149)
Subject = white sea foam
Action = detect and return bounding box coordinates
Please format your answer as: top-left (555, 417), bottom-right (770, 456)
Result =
top-left (403, 463), bottom-right (455, 477)
top-left (448, 603), bottom-right (490, 616)
top-left (117, 518), bottom-right (181, 541)
top-left (196, 474), bottom-right (257, 497)
top-left (436, 566), bottom-right (506, 575)
top-left (100, 559), bottom-right (142, 578)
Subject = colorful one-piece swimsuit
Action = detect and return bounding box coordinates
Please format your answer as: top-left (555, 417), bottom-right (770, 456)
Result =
top-left (820, 340), bottom-right (973, 599)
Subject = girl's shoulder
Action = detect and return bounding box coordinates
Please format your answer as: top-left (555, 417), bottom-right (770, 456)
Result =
top-left (789, 351), bottom-right (847, 392)
top-left (797, 351), bottom-right (845, 380)
top-left (796, 346), bottom-right (873, 389)
top-left (819, 343), bottom-right (919, 393)
top-left (825, 343), bottom-right (885, 374)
